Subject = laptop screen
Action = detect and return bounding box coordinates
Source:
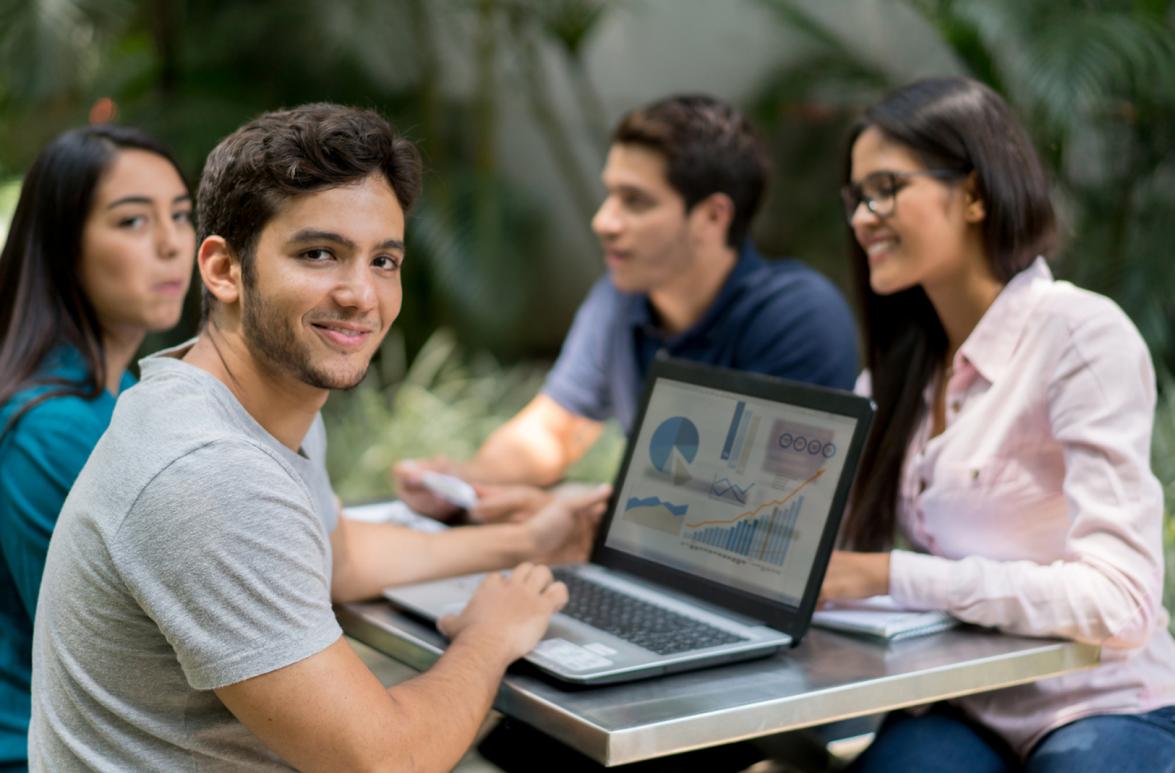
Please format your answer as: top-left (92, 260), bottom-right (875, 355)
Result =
top-left (602, 374), bottom-right (862, 610)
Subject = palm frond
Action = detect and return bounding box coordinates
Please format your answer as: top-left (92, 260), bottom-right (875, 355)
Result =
top-left (950, 1), bottom-right (1175, 135)
top-left (0, 0), bottom-right (133, 100)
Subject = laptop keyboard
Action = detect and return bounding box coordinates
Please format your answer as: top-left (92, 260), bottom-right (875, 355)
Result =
top-left (552, 569), bottom-right (750, 655)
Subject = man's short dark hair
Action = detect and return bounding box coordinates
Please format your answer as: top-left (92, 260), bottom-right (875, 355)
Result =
top-left (196, 103), bottom-right (423, 320)
top-left (612, 94), bottom-right (769, 248)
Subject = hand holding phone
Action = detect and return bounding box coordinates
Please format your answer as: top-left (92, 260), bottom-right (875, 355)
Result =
top-left (418, 471), bottom-right (479, 511)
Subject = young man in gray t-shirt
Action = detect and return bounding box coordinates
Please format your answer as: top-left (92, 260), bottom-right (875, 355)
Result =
top-left (30, 104), bottom-right (606, 771)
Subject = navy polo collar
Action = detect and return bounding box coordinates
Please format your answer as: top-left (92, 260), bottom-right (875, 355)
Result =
top-left (624, 241), bottom-right (766, 345)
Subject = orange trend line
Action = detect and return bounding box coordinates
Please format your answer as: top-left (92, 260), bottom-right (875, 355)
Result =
top-left (684, 468), bottom-right (824, 530)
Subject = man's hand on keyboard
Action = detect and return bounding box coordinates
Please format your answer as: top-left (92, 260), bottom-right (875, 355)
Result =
top-left (438, 563), bottom-right (569, 666)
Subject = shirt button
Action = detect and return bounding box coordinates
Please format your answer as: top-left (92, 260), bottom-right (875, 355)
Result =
top-left (918, 479), bottom-right (928, 494)
top-left (950, 400), bottom-right (961, 413)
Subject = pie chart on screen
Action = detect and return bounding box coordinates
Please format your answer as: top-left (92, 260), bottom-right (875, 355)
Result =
top-left (649, 417), bottom-right (699, 485)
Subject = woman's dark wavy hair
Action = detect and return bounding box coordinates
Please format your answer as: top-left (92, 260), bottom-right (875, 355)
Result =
top-left (840, 77), bottom-right (1057, 550)
top-left (0, 125), bottom-right (186, 439)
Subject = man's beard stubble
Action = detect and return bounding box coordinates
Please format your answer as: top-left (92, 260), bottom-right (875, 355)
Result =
top-left (240, 281), bottom-right (371, 392)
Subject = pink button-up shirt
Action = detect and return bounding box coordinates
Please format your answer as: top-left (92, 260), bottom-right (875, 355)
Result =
top-left (859, 257), bottom-right (1175, 756)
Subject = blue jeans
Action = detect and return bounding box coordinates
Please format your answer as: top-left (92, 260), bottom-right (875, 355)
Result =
top-left (850, 702), bottom-right (1175, 772)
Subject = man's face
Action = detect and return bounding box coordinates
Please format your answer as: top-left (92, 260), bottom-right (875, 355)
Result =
top-left (241, 173), bottom-right (405, 391)
top-left (590, 143), bottom-right (698, 294)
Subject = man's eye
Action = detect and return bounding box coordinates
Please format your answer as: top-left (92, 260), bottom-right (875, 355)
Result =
top-left (373, 255), bottom-right (402, 270)
top-left (302, 249), bottom-right (333, 261)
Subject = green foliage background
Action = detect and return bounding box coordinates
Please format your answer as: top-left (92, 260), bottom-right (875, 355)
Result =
top-left (1, 0), bottom-right (1173, 622)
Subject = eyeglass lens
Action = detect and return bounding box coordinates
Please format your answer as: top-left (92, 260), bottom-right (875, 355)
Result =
top-left (841, 172), bottom-right (901, 222)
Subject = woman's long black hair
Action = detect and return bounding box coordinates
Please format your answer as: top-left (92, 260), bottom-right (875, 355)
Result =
top-left (0, 125), bottom-right (186, 438)
top-left (841, 77), bottom-right (1058, 550)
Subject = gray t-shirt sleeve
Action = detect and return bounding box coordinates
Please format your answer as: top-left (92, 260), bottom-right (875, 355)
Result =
top-left (300, 414), bottom-right (338, 537)
top-left (112, 439), bottom-right (342, 691)
top-left (542, 278), bottom-right (617, 421)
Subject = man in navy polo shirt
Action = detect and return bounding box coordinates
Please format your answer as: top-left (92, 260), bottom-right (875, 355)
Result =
top-left (397, 94), bottom-right (857, 515)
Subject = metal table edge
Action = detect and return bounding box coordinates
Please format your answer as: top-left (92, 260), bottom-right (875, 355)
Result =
top-left (338, 602), bottom-right (1101, 767)
top-left (602, 638), bottom-right (1100, 765)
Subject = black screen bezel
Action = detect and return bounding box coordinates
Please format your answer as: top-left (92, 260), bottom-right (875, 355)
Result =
top-left (589, 357), bottom-right (875, 642)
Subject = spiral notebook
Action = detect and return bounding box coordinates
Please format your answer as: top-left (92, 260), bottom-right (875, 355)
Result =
top-left (812, 595), bottom-right (957, 641)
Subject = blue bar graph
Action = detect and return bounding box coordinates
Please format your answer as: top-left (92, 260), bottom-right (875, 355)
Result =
top-left (728, 414), bottom-right (749, 467)
top-left (720, 401), bottom-right (746, 461)
top-left (685, 497), bottom-right (804, 568)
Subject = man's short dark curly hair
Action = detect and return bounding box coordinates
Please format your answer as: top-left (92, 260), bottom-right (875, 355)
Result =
top-left (196, 103), bottom-right (422, 321)
top-left (613, 94), bottom-right (769, 248)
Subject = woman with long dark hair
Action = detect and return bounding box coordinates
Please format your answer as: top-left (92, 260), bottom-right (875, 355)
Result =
top-left (824, 77), bottom-right (1175, 770)
top-left (0, 125), bottom-right (194, 769)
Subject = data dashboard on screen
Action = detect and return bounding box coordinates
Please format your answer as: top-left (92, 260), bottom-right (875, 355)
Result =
top-left (604, 377), bottom-right (859, 607)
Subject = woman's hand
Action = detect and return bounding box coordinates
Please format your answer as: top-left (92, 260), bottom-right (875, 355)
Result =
top-left (467, 483), bottom-right (553, 523)
top-left (523, 484), bottom-right (612, 563)
top-left (818, 550), bottom-right (891, 606)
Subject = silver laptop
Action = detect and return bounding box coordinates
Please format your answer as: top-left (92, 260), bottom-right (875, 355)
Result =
top-left (385, 358), bottom-right (875, 684)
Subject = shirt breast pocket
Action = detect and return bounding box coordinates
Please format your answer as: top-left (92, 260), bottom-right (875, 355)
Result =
top-left (921, 455), bottom-right (1061, 560)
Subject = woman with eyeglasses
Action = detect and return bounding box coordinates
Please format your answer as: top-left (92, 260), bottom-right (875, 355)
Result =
top-left (822, 77), bottom-right (1175, 770)
top-left (0, 125), bottom-right (195, 770)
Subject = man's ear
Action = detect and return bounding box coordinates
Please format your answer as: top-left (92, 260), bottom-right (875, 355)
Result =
top-left (693, 192), bottom-right (735, 243)
top-left (963, 172), bottom-right (986, 224)
top-left (198, 236), bottom-right (242, 307)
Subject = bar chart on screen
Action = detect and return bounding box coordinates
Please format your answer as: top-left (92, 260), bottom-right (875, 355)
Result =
top-left (682, 468), bottom-right (823, 568)
top-left (684, 497), bottom-right (804, 567)
top-left (719, 400), bottom-right (761, 476)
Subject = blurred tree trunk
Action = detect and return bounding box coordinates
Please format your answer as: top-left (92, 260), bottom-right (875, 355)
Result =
top-left (473, 0), bottom-right (504, 298)
top-left (149, 0), bottom-right (180, 96)
top-left (410, 0), bottom-right (444, 168)
top-left (509, 14), bottom-right (599, 231)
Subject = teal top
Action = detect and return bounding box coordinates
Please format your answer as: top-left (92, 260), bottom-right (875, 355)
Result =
top-left (0, 345), bottom-right (134, 769)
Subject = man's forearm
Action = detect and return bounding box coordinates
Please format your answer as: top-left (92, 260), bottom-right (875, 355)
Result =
top-left (462, 424), bottom-right (567, 486)
top-left (461, 395), bottom-right (604, 487)
top-left (332, 519), bottom-right (537, 602)
top-left (215, 635), bottom-right (512, 773)
top-left (378, 633), bottom-right (511, 772)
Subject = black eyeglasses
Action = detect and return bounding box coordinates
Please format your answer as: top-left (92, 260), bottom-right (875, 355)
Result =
top-left (840, 169), bottom-right (965, 223)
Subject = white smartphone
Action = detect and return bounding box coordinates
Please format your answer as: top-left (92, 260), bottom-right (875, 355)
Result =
top-left (418, 471), bottom-right (479, 510)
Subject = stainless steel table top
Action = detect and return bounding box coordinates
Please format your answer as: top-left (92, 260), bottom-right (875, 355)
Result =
top-left (338, 601), bottom-right (1100, 767)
